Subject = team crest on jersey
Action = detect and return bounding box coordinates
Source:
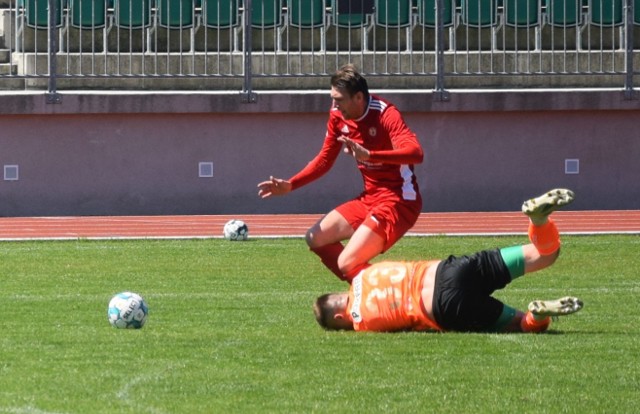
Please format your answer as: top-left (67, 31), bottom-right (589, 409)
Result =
top-left (341, 125), bottom-right (349, 134)
top-left (369, 127), bottom-right (377, 137)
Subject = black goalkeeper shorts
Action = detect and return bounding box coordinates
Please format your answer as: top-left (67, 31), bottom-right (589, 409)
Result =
top-left (431, 248), bottom-right (512, 332)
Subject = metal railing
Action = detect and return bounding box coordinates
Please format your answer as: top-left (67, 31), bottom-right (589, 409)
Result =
top-left (0, 0), bottom-right (637, 98)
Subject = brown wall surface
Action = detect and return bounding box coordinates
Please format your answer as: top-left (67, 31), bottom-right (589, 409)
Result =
top-left (0, 91), bottom-right (638, 216)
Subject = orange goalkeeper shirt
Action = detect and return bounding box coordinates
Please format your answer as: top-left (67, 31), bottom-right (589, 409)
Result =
top-left (347, 261), bottom-right (442, 332)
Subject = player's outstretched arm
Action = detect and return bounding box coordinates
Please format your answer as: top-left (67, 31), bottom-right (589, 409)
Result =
top-left (257, 176), bottom-right (292, 198)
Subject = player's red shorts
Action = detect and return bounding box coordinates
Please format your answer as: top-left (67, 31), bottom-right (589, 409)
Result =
top-left (335, 192), bottom-right (422, 252)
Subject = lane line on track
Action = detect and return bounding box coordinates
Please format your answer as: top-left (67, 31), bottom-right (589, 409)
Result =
top-left (1, 210), bottom-right (639, 240)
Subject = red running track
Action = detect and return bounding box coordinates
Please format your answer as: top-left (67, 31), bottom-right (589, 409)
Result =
top-left (0, 210), bottom-right (639, 240)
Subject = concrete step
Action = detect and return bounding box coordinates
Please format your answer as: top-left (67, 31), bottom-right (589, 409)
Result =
top-left (0, 62), bottom-right (18, 75)
top-left (0, 48), bottom-right (17, 76)
top-left (0, 48), bottom-right (10, 62)
top-left (0, 74), bottom-right (24, 89)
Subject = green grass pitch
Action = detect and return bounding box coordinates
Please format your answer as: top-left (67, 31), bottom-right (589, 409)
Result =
top-left (0, 235), bottom-right (639, 413)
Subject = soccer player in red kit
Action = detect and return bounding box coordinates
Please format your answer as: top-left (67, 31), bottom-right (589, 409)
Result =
top-left (258, 64), bottom-right (424, 282)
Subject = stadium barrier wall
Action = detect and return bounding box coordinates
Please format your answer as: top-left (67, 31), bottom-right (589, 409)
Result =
top-left (1, 0), bottom-right (639, 216)
top-left (0, 90), bottom-right (638, 216)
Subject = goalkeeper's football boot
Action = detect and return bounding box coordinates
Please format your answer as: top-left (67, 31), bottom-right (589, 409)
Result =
top-left (522, 188), bottom-right (575, 225)
top-left (528, 296), bottom-right (583, 317)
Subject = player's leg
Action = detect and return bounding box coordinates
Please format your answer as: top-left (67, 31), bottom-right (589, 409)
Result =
top-left (306, 208), bottom-right (359, 280)
top-left (337, 225), bottom-right (385, 280)
top-left (500, 188), bottom-right (576, 280)
top-left (306, 209), bottom-right (355, 249)
top-left (523, 188), bottom-right (574, 255)
top-left (498, 189), bottom-right (580, 333)
top-left (500, 243), bottom-right (558, 278)
top-left (338, 200), bottom-right (421, 280)
top-left (490, 296), bottom-right (583, 333)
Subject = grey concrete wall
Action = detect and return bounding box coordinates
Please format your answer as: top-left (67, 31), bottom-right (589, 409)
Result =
top-left (0, 90), bottom-right (639, 216)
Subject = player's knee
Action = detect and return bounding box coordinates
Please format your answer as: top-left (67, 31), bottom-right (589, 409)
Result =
top-left (305, 228), bottom-right (319, 248)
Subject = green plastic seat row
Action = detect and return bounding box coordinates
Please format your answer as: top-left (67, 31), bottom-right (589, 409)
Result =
top-left (23, 0), bottom-right (148, 28)
top-left (21, 0), bottom-right (640, 31)
top-left (546, 0), bottom-right (622, 26)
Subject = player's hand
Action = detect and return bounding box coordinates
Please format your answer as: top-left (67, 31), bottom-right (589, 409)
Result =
top-left (337, 136), bottom-right (370, 161)
top-left (257, 176), bottom-right (292, 198)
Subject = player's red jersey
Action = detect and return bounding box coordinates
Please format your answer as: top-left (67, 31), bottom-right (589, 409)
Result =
top-left (289, 95), bottom-right (423, 202)
top-left (346, 261), bottom-right (442, 332)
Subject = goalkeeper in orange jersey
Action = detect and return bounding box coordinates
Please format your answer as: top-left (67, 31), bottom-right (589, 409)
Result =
top-left (313, 189), bottom-right (584, 333)
top-left (258, 64), bottom-right (424, 282)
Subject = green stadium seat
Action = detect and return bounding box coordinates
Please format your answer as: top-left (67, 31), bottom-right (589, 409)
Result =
top-left (375, 0), bottom-right (412, 27)
top-left (67, 0), bottom-right (109, 53)
top-left (157, 0), bottom-right (196, 29)
top-left (459, 0), bottom-right (499, 50)
top-left (504, 0), bottom-right (541, 27)
top-left (24, 0), bottom-right (63, 28)
top-left (545, 0), bottom-right (583, 26)
top-left (110, 0), bottom-right (152, 52)
top-left (372, 0), bottom-right (413, 51)
top-left (198, 0), bottom-right (241, 51)
top-left (589, 0), bottom-right (623, 26)
top-left (287, 0), bottom-right (325, 28)
top-left (286, 0), bottom-right (327, 51)
top-left (541, 0), bottom-right (583, 50)
top-left (114, 0), bottom-right (152, 29)
top-left (250, 0), bottom-right (285, 51)
top-left (70, 0), bottom-right (107, 28)
top-left (635, 0), bottom-right (640, 25)
top-left (413, 0), bottom-right (456, 51)
top-left (202, 0), bottom-right (240, 28)
top-left (417, 0), bottom-right (455, 28)
top-left (585, 0), bottom-right (624, 50)
top-left (154, 0), bottom-right (196, 52)
top-left (251, 0), bottom-right (284, 28)
top-left (461, 0), bottom-right (498, 27)
top-left (17, 0), bottom-right (64, 53)
top-left (501, 0), bottom-right (541, 50)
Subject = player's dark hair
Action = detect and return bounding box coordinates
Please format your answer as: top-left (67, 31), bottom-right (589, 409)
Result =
top-left (331, 64), bottom-right (370, 102)
top-left (313, 293), bottom-right (337, 330)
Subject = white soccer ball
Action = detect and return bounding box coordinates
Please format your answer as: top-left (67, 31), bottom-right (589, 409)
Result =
top-left (108, 291), bottom-right (148, 329)
top-left (223, 219), bottom-right (249, 241)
